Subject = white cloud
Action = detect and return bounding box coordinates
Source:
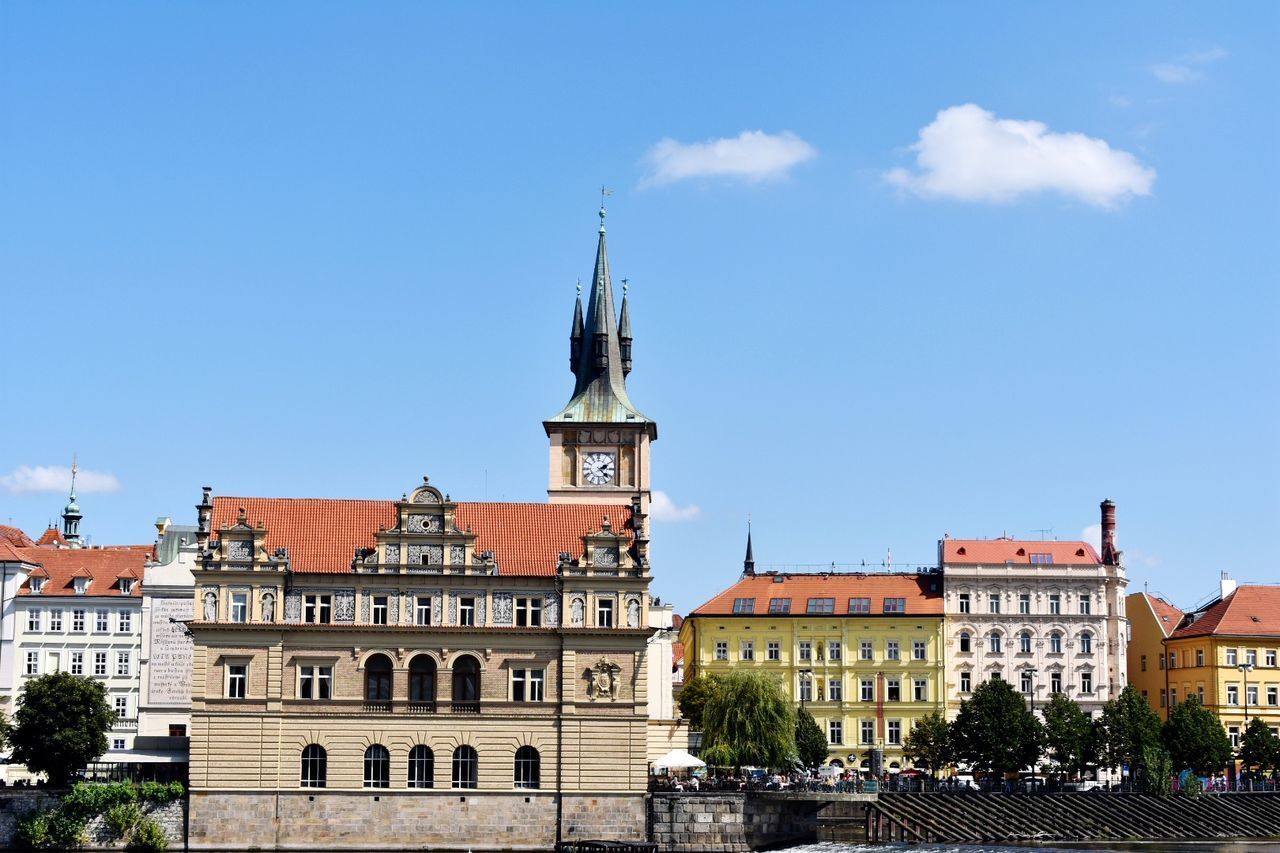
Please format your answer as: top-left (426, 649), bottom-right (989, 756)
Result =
top-left (649, 490), bottom-right (701, 522)
top-left (0, 465), bottom-right (121, 495)
top-left (884, 104), bottom-right (1156, 208)
top-left (1081, 524), bottom-right (1102, 552)
top-left (1150, 46), bottom-right (1227, 83)
top-left (640, 130), bottom-right (816, 187)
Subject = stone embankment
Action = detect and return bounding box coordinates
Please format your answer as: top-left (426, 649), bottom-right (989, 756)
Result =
top-left (648, 791), bottom-right (871, 852)
top-left (0, 788), bottom-right (185, 849)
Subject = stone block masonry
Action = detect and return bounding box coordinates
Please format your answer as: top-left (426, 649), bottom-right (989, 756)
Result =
top-left (0, 789), bottom-right (185, 850)
top-left (647, 792), bottom-right (824, 852)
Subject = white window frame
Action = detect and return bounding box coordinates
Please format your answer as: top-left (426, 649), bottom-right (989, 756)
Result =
top-left (828, 641), bottom-right (841, 661)
top-left (24, 651), bottom-right (39, 676)
top-left (767, 641), bottom-right (780, 661)
top-left (230, 593), bottom-right (249, 624)
top-left (512, 668), bottom-right (545, 702)
top-left (95, 609), bottom-right (109, 632)
top-left (912, 640), bottom-right (927, 661)
top-left (371, 595), bottom-right (389, 626)
top-left (740, 641), bottom-right (754, 661)
top-left (227, 662), bottom-right (248, 699)
top-left (70, 651), bottom-right (84, 675)
top-left (415, 596), bottom-right (432, 625)
top-left (885, 640), bottom-right (899, 661)
top-left (115, 651), bottom-right (131, 677)
top-left (860, 640), bottom-right (873, 661)
top-left (72, 609), bottom-right (86, 632)
top-left (798, 641), bottom-right (811, 661)
top-left (514, 597), bottom-right (542, 627)
top-left (93, 651), bottom-right (108, 677)
top-left (49, 608), bottom-right (63, 632)
top-left (595, 598), bottom-right (613, 628)
top-left (828, 678), bottom-right (842, 701)
top-left (27, 609), bottom-right (41, 632)
top-left (303, 594), bottom-right (333, 625)
top-left (714, 641), bottom-right (728, 661)
top-left (299, 664), bottom-right (335, 700)
top-left (828, 720), bottom-right (843, 744)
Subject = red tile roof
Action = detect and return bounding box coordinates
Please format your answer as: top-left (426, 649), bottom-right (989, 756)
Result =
top-left (211, 496), bottom-right (634, 577)
top-left (1171, 585), bottom-right (1280, 639)
top-left (0, 542), bottom-right (38, 564)
top-left (689, 573), bottom-right (944, 617)
top-left (14, 547), bottom-right (150, 597)
top-left (1138, 592), bottom-right (1185, 637)
top-left (36, 527), bottom-right (67, 546)
top-left (941, 539), bottom-right (1101, 565)
top-left (0, 525), bottom-right (36, 549)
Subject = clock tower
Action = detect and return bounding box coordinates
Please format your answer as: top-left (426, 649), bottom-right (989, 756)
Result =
top-left (544, 206), bottom-right (656, 510)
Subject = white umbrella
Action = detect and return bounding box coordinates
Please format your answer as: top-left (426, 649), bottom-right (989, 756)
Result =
top-left (653, 749), bottom-right (706, 771)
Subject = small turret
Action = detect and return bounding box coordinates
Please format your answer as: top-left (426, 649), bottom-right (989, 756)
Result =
top-left (743, 522), bottom-right (755, 577)
top-left (618, 278), bottom-right (633, 377)
top-left (569, 281), bottom-right (584, 372)
top-left (196, 486), bottom-right (213, 548)
top-left (61, 457), bottom-right (82, 548)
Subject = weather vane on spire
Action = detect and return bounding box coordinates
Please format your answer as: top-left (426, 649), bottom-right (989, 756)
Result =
top-left (599, 185), bottom-right (612, 233)
top-left (621, 277), bottom-right (629, 296)
top-left (70, 453), bottom-right (78, 497)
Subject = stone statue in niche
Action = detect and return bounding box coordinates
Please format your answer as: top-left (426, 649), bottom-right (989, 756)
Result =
top-left (587, 658), bottom-right (620, 700)
top-left (262, 592), bottom-right (275, 622)
top-left (627, 598), bottom-right (640, 628)
top-left (570, 597), bottom-right (584, 626)
top-left (203, 591), bottom-right (217, 622)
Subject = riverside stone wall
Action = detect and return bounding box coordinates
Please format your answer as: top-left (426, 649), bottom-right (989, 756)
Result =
top-left (647, 792), bottom-right (823, 852)
top-left (0, 789), bottom-right (185, 849)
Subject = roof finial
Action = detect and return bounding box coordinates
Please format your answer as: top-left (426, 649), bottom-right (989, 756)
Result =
top-left (576, 278), bottom-right (582, 297)
top-left (70, 453), bottom-right (78, 499)
top-left (621, 277), bottom-right (629, 296)
top-left (599, 185), bottom-right (612, 234)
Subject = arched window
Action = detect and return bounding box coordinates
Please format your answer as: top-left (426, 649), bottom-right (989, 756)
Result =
top-left (989, 632), bottom-right (1002, 653)
top-left (452, 745), bottom-right (478, 788)
top-left (1080, 632), bottom-right (1093, 654)
top-left (409, 655), bottom-right (437, 707)
top-left (301, 744), bottom-right (327, 788)
top-left (514, 745), bottom-right (540, 789)
top-left (1020, 632), bottom-right (1033, 654)
top-left (365, 653), bottom-right (393, 704)
top-left (364, 744), bottom-right (390, 788)
top-left (1049, 632), bottom-right (1063, 654)
top-left (958, 632), bottom-right (971, 653)
top-left (408, 745), bottom-right (434, 788)
top-left (453, 655), bottom-right (480, 709)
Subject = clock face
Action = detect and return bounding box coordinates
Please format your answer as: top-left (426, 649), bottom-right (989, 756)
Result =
top-left (582, 451), bottom-right (617, 486)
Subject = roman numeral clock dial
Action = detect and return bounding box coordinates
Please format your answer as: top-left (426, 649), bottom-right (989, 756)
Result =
top-left (581, 452), bottom-right (616, 486)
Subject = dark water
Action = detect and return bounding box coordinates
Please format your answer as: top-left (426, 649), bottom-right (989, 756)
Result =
top-left (777, 843), bottom-right (1280, 852)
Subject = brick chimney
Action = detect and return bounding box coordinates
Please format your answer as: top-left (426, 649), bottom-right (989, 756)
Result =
top-left (1100, 499), bottom-right (1118, 565)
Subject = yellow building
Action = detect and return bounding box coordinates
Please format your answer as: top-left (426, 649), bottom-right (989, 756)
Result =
top-left (1157, 582), bottom-right (1280, 748)
top-left (1126, 591), bottom-right (1185, 717)
top-left (680, 557), bottom-right (945, 774)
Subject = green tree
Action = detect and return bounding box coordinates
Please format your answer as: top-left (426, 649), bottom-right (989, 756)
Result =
top-left (1239, 717), bottom-right (1280, 771)
top-left (902, 711), bottom-right (953, 777)
top-left (950, 679), bottom-right (1043, 780)
top-left (677, 673), bottom-right (722, 732)
top-left (9, 672), bottom-right (113, 785)
top-left (1099, 684), bottom-right (1164, 783)
top-left (1041, 693), bottom-right (1095, 780)
top-left (701, 670), bottom-right (796, 770)
top-left (1162, 695), bottom-right (1233, 774)
top-left (794, 706), bottom-right (829, 768)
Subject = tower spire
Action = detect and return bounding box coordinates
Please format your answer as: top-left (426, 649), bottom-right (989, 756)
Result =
top-left (743, 518), bottom-right (755, 576)
top-left (62, 453), bottom-right (83, 547)
top-left (618, 278), bottom-right (633, 377)
top-left (569, 280), bottom-right (584, 372)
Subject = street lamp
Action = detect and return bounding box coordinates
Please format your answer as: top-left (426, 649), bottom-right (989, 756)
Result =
top-left (1237, 662), bottom-right (1256, 736)
top-left (1026, 667), bottom-right (1039, 792)
top-left (798, 669), bottom-right (812, 709)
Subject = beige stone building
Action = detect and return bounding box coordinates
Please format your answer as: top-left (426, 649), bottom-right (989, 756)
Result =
top-left (187, 210), bottom-right (660, 850)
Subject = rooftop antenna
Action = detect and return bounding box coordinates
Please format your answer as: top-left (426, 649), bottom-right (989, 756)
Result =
top-left (1032, 527), bottom-right (1053, 540)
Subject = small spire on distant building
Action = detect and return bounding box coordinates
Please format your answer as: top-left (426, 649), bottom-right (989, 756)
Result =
top-left (618, 278), bottom-right (633, 377)
top-left (569, 279), bottom-right (584, 372)
top-left (744, 518), bottom-right (755, 576)
top-left (62, 454), bottom-right (83, 547)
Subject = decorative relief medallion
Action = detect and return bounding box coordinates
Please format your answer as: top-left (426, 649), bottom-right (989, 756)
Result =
top-left (592, 547), bottom-right (619, 568)
top-left (587, 657), bottom-right (621, 701)
top-left (544, 593), bottom-right (560, 627)
top-left (450, 544), bottom-right (466, 566)
top-left (384, 544), bottom-right (401, 566)
top-left (335, 590), bottom-right (356, 623)
top-left (492, 592), bottom-right (513, 626)
top-left (284, 591), bottom-right (301, 622)
top-left (406, 514), bottom-right (442, 533)
top-left (226, 540), bottom-right (252, 561)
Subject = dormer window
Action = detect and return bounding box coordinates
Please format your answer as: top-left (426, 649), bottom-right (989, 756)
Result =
top-left (119, 579), bottom-right (135, 595)
top-left (29, 578), bottom-right (45, 594)
top-left (74, 577), bottom-right (89, 595)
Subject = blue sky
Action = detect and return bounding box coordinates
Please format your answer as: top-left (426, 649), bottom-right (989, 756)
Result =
top-left (2, 4), bottom-right (1276, 615)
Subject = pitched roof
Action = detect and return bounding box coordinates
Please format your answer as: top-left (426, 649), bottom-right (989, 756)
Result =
top-left (688, 573), bottom-right (944, 617)
top-left (0, 524), bottom-right (36, 548)
top-left (36, 527), bottom-right (67, 546)
top-left (941, 538), bottom-right (1101, 566)
top-left (15, 547), bottom-right (150, 597)
top-left (1171, 585), bottom-right (1280, 639)
top-left (211, 496), bottom-right (634, 577)
top-left (1137, 592), bottom-right (1184, 638)
top-left (0, 542), bottom-right (39, 564)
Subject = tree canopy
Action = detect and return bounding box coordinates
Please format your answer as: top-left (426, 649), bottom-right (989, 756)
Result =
top-left (1162, 695), bottom-right (1233, 774)
top-left (1239, 717), bottom-right (1280, 772)
top-left (902, 711), bottom-right (952, 777)
top-left (794, 706), bottom-right (829, 769)
top-left (700, 670), bottom-right (796, 770)
top-left (950, 678), bottom-right (1042, 778)
top-left (8, 672), bottom-right (114, 785)
top-left (1041, 692), bottom-right (1097, 779)
top-left (676, 673), bottom-right (721, 731)
top-left (1099, 684), bottom-right (1164, 779)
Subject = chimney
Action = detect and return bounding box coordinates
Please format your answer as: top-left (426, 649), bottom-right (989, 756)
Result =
top-left (1219, 570), bottom-right (1237, 601)
top-left (1100, 499), bottom-right (1118, 565)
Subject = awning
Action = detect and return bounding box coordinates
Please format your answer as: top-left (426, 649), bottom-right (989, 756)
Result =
top-left (652, 749), bottom-right (706, 771)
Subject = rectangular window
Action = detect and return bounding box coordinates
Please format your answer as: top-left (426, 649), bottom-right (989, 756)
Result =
top-left (1228, 726), bottom-right (1240, 748)
top-left (886, 640), bottom-right (900, 661)
top-left (1196, 649), bottom-right (1205, 667)
top-left (512, 668), bottom-right (545, 702)
top-left (515, 597), bottom-right (542, 627)
top-left (1048, 594), bottom-right (1061, 615)
top-left (416, 596), bottom-right (432, 625)
top-left (768, 597), bottom-right (791, 614)
top-left (1247, 685), bottom-right (1258, 705)
top-left (958, 593), bottom-right (970, 614)
top-left (828, 678), bottom-right (842, 701)
top-left (883, 597), bottom-right (905, 614)
top-left (93, 651), bottom-right (107, 677)
top-left (960, 671), bottom-right (971, 693)
top-left (798, 641), bottom-right (811, 661)
top-left (300, 665), bottom-right (333, 700)
top-left (988, 593), bottom-right (1001, 614)
top-left (848, 597), bottom-right (871, 614)
top-left (1226, 648), bottom-right (1238, 666)
top-left (27, 609), bottom-right (41, 632)
top-left (1266, 650), bottom-right (1276, 667)
top-left (798, 677), bottom-right (812, 703)
top-left (1080, 671), bottom-right (1093, 694)
top-left (72, 609), bottom-right (86, 632)
top-left (861, 679), bottom-right (874, 702)
top-left (860, 720), bottom-right (874, 744)
top-left (112, 738), bottom-right (126, 751)
top-left (1141, 655), bottom-right (1147, 672)
top-left (1159, 653), bottom-right (1166, 670)
top-left (732, 597), bottom-right (755, 614)
top-left (1019, 593), bottom-right (1030, 615)
top-left (114, 696), bottom-right (128, 719)
top-left (70, 651), bottom-right (84, 676)
top-left (227, 664), bottom-right (247, 699)
top-left (1169, 651), bottom-right (1177, 669)
top-left (828, 641), bottom-right (841, 661)
top-left (460, 597), bottom-right (477, 627)
top-left (1051, 671), bottom-right (1062, 694)
top-left (767, 641), bottom-right (780, 661)
top-left (1198, 685), bottom-right (1205, 702)
top-left (989, 633), bottom-right (1002, 653)
top-left (371, 595), bottom-right (389, 625)
top-left (116, 651), bottom-right (130, 677)
top-left (118, 610), bottom-right (132, 633)
top-left (886, 678), bottom-right (901, 702)
top-left (96, 609), bottom-right (109, 632)
top-left (740, 641), bottom-right (754, 661)
top-left (24, 651), bottom-right (39, 676)
top-left (887, 720), bottom-right (902, 745)
top-left (1079, 596), bottom-right (1092, 615)
top-left (807, 597), bottom-right (835, 614)
top-left (860, 640), bottom-right (873, 661)
top-left (913, 679), bottom-right (928, 701)
top-left (715, 641), bottom-right (728, 661)
top-left (596, 599), bottom-right (613, 628)
top-left (1267, 686), bottom-right (1278, 706)
top-left (231, 593), bottom-right (249, 624)
top-left (1021, 670), bottom-right (1034, 694)
top-left (828, 720), bottom-right (843, 744)
top-left (303, 595), bottom-right (332, 624)
top-left (913, 640), bottom-right (927, 661)
top-left (1159, 688), bottom-right (1167, 707)
top-left (1029, 552), bottom-right (1053, 564)
top-left (1246, 649), bottom-right (1257, 666)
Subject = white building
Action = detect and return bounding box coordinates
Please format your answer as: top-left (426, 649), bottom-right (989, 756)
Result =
top-left (0, 540), bottom-right (38, 713)
top-left (941, 500), bottom-right (1129, 722)
top-left (138, 522), bottom-right (197, 741)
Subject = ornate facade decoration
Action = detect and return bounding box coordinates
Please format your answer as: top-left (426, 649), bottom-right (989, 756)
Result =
top-left (570, 595), bottom-right (585, 626)
top-left (408, 544), bottom-right (444, 566)
top-left (406, 514), bottom-right (443, 534)
top-left (544, 593), bottom-right (561, 627)
top-left (226, 540), bottom-right (252, 561)
top-left (626, 596), bottom-right (641, 628)
top-left (384, 544), bottom-right (400, 565)
top-left (492, 592), bottom-right (513, 626)
top-left (450, 544), bottom-right (466, 566)
top-left (283, 590), bottom-right (301, 621)
top-left (334, 589), bottom-right (356, 622)
top-left (592, 546), bottom-right (619, 568)
top-left (587, 657), bottom-right (621, 700)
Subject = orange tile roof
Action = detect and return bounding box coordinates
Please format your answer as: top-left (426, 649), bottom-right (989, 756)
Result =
top-left (0, 525), bottom-right (36, 548)
top-left (1172, 585), bottom-right (1280, 639)
top-left (212, 496), bottom-right (634, 577)
top-left (941, 538), bottom-right (1101, 565)
top-left (688, 572), bottom-right (944, 617)
top-left (15, 547), bottom-right (150, 598)
top-left (0, 542), bottom-right (38, 564)
top-left (1140, 592), bottom-right (1185, 637)
top-left (36, 527), bottom-right (67, 546)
